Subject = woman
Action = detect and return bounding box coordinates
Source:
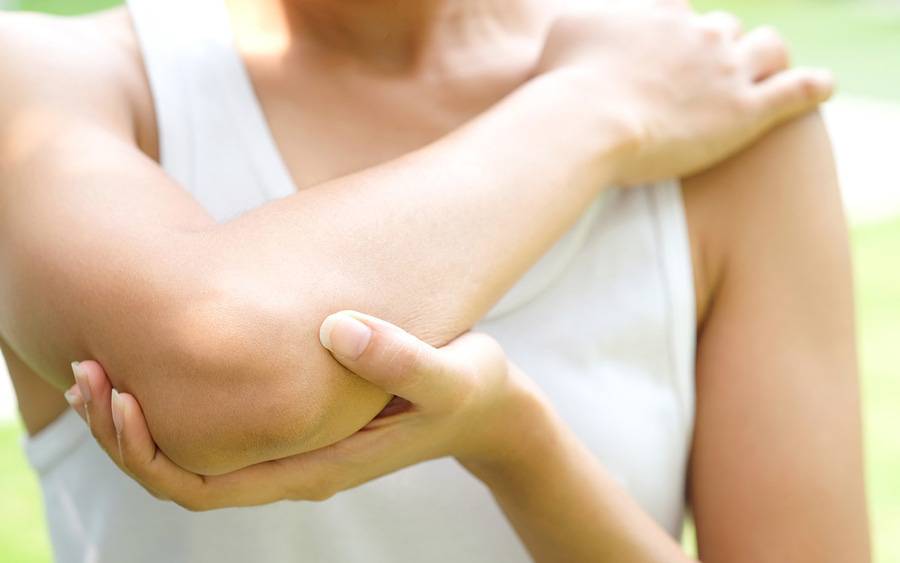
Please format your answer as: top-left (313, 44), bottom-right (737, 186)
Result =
top-left (0, 0), bottom-right (866, 561)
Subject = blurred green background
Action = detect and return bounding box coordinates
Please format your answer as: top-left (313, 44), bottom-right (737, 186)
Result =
top-left (0, 0), bottom-right (898, 562)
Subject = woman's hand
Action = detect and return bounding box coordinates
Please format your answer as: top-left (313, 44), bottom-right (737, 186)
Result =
top-left (66, 314), bottom-right (695, 561)
top-left (537, 0), bottom-right (834, 185)
top-left (64, 312), bottom-right (545, 511)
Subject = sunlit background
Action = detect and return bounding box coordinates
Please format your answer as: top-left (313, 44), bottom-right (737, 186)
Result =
top-left (0, 0), bottom-right (897, 561)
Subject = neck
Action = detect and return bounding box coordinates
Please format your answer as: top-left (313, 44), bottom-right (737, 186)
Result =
top-left (229, 0), bottom-right (552, 73)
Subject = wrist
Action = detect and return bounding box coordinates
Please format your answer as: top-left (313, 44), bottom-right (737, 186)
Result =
top-left (458, 367), bottom-right (563, 487)
top-left (528, 69), bottom-right (642, 187)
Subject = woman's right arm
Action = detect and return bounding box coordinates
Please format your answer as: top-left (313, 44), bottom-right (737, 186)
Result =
top-left (0, 6), bottom-right (831, 475)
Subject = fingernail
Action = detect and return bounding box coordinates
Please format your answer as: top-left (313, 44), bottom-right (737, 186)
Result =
top-left (319, 312), bottom-right (372, 360)
top-left (71, 361), bottom-right (91, 403)
top-left (111, 389), bottom-right (123, 434)
top-left (319, 315), bottom-right (336, 351)
top-left (64, 384), bottom-right (84, 408)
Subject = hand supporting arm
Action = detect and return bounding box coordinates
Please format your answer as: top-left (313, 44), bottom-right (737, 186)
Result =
top-left (0, 68), bottom-right (619, 474)
top-left (64, 312), bottom-right (693, 562)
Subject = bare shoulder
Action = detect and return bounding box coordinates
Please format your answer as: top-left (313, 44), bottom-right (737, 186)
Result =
top-left (0, 8), bottom-right (152, 146)
top-left (682, 112), bottom-right (846, 324)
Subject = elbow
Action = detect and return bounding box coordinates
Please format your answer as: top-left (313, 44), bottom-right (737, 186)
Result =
top-left (127, 290), bottom-right (390, 476)
top-left (157, 361), bottom-right (390, 477)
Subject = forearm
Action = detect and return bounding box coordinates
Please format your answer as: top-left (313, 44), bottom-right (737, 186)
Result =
top-left (466, 386), bottom-right (692, 563)
top-left (210, 71), bottom-right (619, 341)
top-left (150, 72), bottom-right (623, 471)
top-left (2, 73), bottom-right (623, 474)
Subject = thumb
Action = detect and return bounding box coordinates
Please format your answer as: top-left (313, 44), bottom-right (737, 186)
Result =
top-left (319, 311), bottom-right (471, 409)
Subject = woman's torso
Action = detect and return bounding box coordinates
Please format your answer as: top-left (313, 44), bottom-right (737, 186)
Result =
top-left (15, 0), bottom-right (702, 561)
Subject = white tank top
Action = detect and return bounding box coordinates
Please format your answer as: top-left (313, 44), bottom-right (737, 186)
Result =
top-left (25, 1), bottom-right (697, 561)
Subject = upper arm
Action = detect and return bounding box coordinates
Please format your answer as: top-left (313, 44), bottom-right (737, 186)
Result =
top-left (0, 14), bottom-right (240, 466)
top-left (0, 12), bottom-right (212, 385)
top-left (0, 15), bottom-right (389, 475)
top-left (684, 113), bottom-right (870, 561)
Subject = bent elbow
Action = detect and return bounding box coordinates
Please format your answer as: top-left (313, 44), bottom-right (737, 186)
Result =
top-left (135, 295), bottom-right (390, 476)
top-left (154, 369), bottom-right (389, 476)
top-left (106, 268), bottom-right (390, 475)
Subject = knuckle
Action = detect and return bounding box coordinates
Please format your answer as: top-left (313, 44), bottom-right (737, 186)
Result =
top-left (701, 24), bottom-right (726, 44)
top-left (306, 487), bottom-right (336, 503)
top-left (796, 75), bottom-right (821, 102)
top-left (295, 474), bottom-right (339, 502)
top-left (381, 336), bottom-right (422, 379)
top-left (403, 341), bottom-right (427, 377)
top-left (173, 491), bottom-right (211, 512)
top-left (758, 26), bottom-right (789, 57)
top-left (118, 448), bottom-right (134, 472)
top-left (172, 496), bottom-right (195, 511)
top-left (146, 488), bottom-right (170, 502)
top-left (769, 41), bottom-right (789, 66)
top-left (177, 497), bottom-right (209, 513)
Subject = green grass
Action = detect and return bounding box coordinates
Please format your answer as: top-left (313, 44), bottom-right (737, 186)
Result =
top-left (2, 219), bottom-right (898, 562)
top-left (17, 0), bottom-right (120, 15)
top-left (684, 218), bottom-right (900, 562)
top-left (0, 424), bottom-right (51, 563)
top-left (854, 218), bottom-right (900, 563)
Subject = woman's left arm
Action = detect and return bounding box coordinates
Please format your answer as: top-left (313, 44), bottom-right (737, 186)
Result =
top-left (683, 112), bottom-right (870, 562)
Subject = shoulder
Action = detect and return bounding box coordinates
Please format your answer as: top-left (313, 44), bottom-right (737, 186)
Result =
top-left (0, 8), bottom-right (151, 146)
top-left (682, 112), bottom-right (845, 323)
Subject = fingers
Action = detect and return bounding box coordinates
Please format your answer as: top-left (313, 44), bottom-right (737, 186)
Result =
top-left (76, 377), bottom-right (290, 509)
top-left (752, 67), bottom-right (835, 125)
top-left (110, 392), bottom-right (197, 495)
top-left (738, 26), bottom-right (790, 81)
top-left (65, 362), bottom-right (344, 510)
top-left (63, 382), bottom-right (87, 420)
top-left (115, 389), bottom-right (291, 509)
top-left (319, 311), bottom-right (466, 409)
top-left (200, 424), bottom-right (420, 507)
top-left (735, 25), bottom-right (832, 123)
top-left (109, 394), bottom-right (177, 487)
top-left (66, 361), bottom-right (205, 505)
top-left (70, 361), bottom-right (121, 463)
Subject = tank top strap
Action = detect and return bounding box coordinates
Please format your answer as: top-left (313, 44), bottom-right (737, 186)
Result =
top-left (126, 0), bottom-right (295, 207)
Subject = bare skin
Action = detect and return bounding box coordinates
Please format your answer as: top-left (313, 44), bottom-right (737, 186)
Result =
top-left (1, 1), bottom-right (867, 561)
top-left (0, 0), bottom-right (832, 475)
